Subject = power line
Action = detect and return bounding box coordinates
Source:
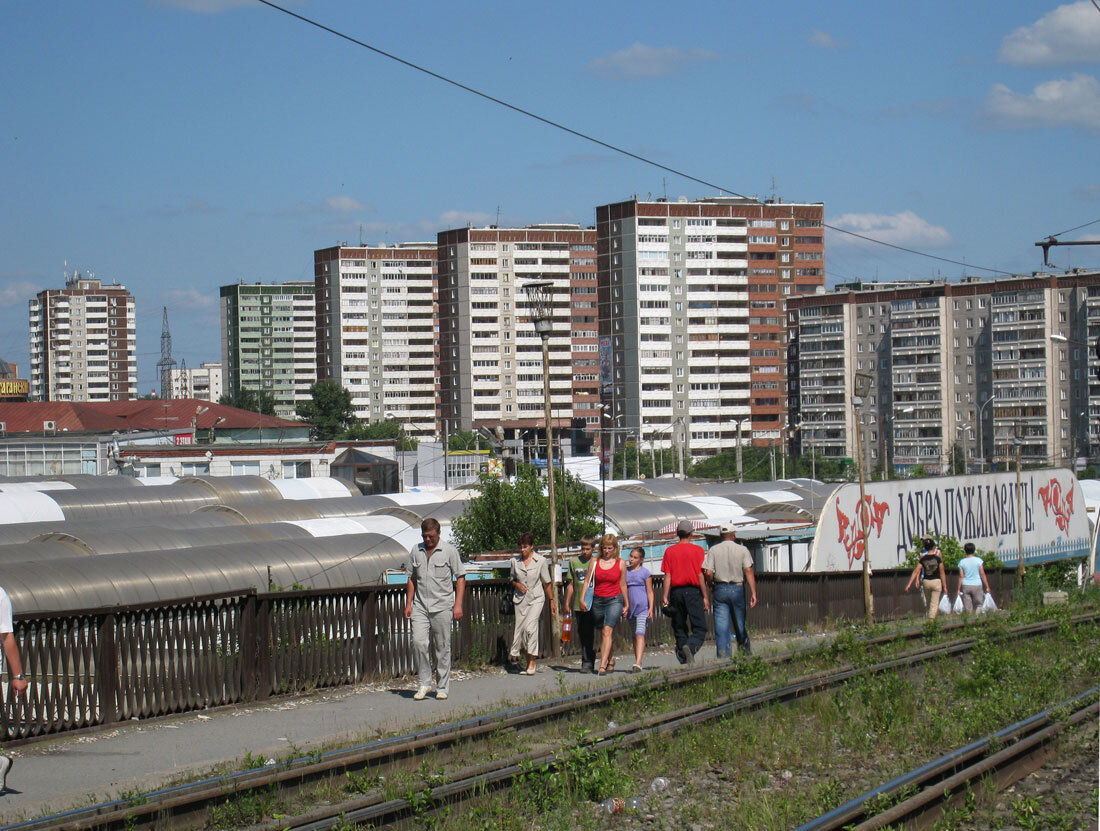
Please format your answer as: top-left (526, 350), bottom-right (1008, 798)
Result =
top-left (254, 0), bottom-right (1018, 277)
top-left (1048, 218), bottom-right (1100, 239)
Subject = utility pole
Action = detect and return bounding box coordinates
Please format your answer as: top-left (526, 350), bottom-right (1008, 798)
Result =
top-left (853, 373), bottom-right (874, 625)
top-left (1016, 438), bottom-right (1025, 587)
top-left (736, 419), bottom-right (746, 483)
top-left (769, 440), bottom-right (776, 481)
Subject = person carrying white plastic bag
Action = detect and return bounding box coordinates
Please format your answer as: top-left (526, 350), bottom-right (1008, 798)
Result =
top-left (955, 542), bottom-right (992, 614)
top-left (951, 594), bottom-right (964, 614)
top-left (981, 592), bottom-right (998, 613)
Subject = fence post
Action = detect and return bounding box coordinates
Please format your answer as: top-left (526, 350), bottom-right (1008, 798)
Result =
top-left (239, 592), bottom-right (257, 702)
top-left (817, 573), bottom-right (827, 627)
top-left (254, 595), bottom-right (273, 701)
top-left (96, 613), bottom-right (119, 725)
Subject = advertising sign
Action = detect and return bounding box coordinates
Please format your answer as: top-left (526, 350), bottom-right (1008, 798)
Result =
top-left (810, 469), bottom-right (1089, 571)
top-left (0, 379), bottom-right (30, 398)
top-left (173, 433), bottom-right (194, 446)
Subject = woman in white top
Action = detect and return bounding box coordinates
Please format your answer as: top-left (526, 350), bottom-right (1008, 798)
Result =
top-left (509, 532), bottom-right (557, 674)
top-left (956, 542), bottom-right (991, 613)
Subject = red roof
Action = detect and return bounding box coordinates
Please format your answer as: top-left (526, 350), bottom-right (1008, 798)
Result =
top-left (0, 399), bottom-right (306, 434)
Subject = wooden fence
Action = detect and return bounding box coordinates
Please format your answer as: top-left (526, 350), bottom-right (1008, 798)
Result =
top-left (0, 568), bottom-right (1018, 742)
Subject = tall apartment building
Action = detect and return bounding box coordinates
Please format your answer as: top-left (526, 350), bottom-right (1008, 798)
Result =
top-left (220, 282), bottom-right (317, 419)
top-left (436, 225), bottom-right (599, 439)
top-left (314, 244), bottom-right (438, 436)
top-left (168, 361), bottom-right (224, 402)
top-left (596, 196), bottom-right (825, 460)
top-left (787, 270), bottom-right (1100, 474)
top-left (28, 271), bottom-right (137, 402)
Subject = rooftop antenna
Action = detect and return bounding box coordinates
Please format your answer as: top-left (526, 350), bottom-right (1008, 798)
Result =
top-left (662, 177), bottom-right (668, 199)
top-left (177, 357), bottom-right (188, 399)
top-left (771, 176), bottom-right (777, 201)
top-left (496, 205), bottom-right (501, 227)
top-left (157, 306), bottom-right (177, 400)
top-left (359, 223), bottom-right (364, 246)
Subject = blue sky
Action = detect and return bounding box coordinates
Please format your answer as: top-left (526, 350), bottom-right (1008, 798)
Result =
top-left (2, 0), bottom-right (1098, 393)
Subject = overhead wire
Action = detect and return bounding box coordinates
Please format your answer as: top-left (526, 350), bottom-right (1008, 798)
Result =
top-left (254, 0), bottom-right (1019, 277)
top-left (1047, 218), bottom-right (1100, 239)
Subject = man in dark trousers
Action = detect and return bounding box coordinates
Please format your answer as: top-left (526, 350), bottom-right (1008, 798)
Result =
top-left (661, 520), bottom-right (710, 664)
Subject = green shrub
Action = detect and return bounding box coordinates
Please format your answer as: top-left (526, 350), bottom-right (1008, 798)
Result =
top-left (902, 533), bottom-right (1003, 570)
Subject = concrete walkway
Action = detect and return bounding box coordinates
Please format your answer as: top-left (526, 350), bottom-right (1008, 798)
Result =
top-left (0, 631), bottom-right (828, 827)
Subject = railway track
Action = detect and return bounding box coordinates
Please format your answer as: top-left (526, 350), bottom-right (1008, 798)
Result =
top-left (15, 612), bottom-right (1095, 831)
top-left (796, 688), bottom-right (1099, 831)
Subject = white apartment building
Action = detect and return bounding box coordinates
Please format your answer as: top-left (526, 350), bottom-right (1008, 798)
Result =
top-left (314, 244), bottom-right (438, 436)
top-left (220, 282), bottom-right (317, 419)
top-left (436, 225), bottom-right (599, 440)
top-left (168, 361), bottom-right (224, 402)
top-left (788, 270), bottom-right (1100, 475)
top-left (28, 271), bottom-right (137, 402)
top-left (596, 197), bottom-right (824, 460)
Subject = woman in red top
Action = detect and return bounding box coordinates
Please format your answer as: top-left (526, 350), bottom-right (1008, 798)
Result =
top-left (579, 534), bottom-right (628, 675)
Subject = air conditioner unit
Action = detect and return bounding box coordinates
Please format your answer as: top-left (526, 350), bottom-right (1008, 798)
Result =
top-left (43, 420), bottom-right (56, 431)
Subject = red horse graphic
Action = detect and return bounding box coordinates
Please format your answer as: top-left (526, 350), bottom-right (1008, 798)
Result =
top-left (1037, 478), bottom-right (1075, 533)
top-left (836, 495), bottom-right (891, 568)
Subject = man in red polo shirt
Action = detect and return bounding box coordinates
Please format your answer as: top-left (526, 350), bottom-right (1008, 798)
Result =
top-left (661, 520), bottom-right (710, 664)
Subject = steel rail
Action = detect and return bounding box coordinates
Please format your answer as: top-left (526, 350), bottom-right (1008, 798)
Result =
top-left (796, 688), bottom-right (1100, 831)
top-left (16, 612), bottom-right (1096, 831)
top-left (235, 618), bottom-right (1097, 831)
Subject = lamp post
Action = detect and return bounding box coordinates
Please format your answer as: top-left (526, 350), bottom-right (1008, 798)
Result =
top-left (736, 417), bottom-right (750, 483)
top-left (853, 372), bottom-right (874, 625)
top-left (955, 424), bottom-right (974, 475)
top-left (1012, 427), bottom-right (1025, 587)
top-left (976, 394), bottom-right (996, 474)
top-left (386, 411), bottom-right (404, 491)
top-left (524, 281), bottom-right (561, 650)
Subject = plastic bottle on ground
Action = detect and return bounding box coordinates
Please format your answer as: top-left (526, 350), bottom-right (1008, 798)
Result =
top-left (601, 797), bottom-right (626, 814)
top-left (650, 777), bottom-right (670, 793)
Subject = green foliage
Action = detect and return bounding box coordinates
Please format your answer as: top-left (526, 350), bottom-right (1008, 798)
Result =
top-left (295, 380), bottom-right (357, 440)
top-left (344, 418), bottom-right (418, 450)
top-left (448, 429), bottom-right (482, 451)
top-left (1015, 557), bottom-right (1089, 608)
top-left (901, 533), bottom-right (1004, 570)
top-left (219, 387), bottom-right (276, 415)
top-left (1076, 466), bottom-right (1097, 480)
top-left (450, 465), bottom-right (602, 557)
top-left (610, 443), bottom-right (680, 479)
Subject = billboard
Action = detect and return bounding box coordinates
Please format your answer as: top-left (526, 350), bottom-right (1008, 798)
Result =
top-left (810, 468), bottom-right (1089, 571)
top-left (0, 379), bottom-right (29, 399)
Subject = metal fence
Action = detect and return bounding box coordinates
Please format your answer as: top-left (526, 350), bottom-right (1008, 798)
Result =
top-left (0, 568), bottom-right (1018, 742)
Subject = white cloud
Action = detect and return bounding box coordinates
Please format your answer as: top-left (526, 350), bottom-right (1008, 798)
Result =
top-left (984, 73), bottom-right (1100, 131)
top-left (163, 286), bottom-right (217, 310)
top-left (152, 0), bottom-right (253, 12)
top-left (998, 2), bottom-right (1100, 66)
top-left (808, 30), bottom-right (847, 49)
top-left (587, 43), bottom-right (718, 79)
top-left (0, 277), bottom-right (42, 307)
top-left (324, 195), bottom-right (368, 214)
top-left (829, 211), bottom-right (954, 248)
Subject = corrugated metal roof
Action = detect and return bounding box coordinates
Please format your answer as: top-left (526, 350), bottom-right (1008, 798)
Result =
top-left (0, 398), bottom-right (304, 434)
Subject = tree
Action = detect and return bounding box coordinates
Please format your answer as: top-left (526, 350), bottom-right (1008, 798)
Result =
top-left (344, 419), bottom-right (418, 450)
top-left (219, 388), bottom-right (276, 415)
top-left (448, 429), bottom-right (483, 451)
top-left (901, 533), bottom-right (1004, 570)
top-left (295, 380), bottom-right (357, 440)
top-left (451, 465), bottom-right (602, 558)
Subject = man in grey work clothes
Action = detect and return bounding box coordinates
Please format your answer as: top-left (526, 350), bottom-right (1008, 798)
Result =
top-left (404, 517), bottom-right (466, 700)
top-left (702, 524), bottom-right (757, 658)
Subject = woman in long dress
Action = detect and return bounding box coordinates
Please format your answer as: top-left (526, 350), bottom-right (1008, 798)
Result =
top-left (509, 532), bottom-right (557, 674)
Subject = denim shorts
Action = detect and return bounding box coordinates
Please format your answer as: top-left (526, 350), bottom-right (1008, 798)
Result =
top-left (591, 594), bottom-right (624, 628)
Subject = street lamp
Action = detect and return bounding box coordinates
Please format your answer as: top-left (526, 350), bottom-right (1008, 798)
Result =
top-left (886, 406), bottom-right (915, 479)
top-left (386, 411), bottom-right (404, 491)
top-left (955, 423), bottom-right (975, 475)
top-left (523, 280), bottom-right (562, 649)
top-left (976, 394), bottom-right (996, 474)
top-left (736, 417), bottom-right (750, 483)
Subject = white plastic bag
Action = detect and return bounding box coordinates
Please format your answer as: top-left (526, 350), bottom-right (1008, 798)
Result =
top-left (952, 594), bottom-right (964, 615)
top-left (938, 594), bottom-right (952, 615)
top-left (982, 593), bottom-right (997, 612)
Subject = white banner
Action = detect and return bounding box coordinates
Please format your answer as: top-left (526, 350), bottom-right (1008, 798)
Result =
top-left (810, 468), bottom-right (1089, 571)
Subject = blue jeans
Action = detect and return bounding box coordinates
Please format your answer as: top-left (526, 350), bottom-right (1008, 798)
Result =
top-left (712, 582), bottom-right (750, 658)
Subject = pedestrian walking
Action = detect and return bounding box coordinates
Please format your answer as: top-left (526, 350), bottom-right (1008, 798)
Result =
top-left (956, 542), bottom-right (991, 613)
top-left (702, 524), bottom-right (757, 657)
top-left (579, 534), bottom-right (628, 675)
top-left (0, 584), bottom-right (28, 791)
top-left (904, 536), bottom-right (947, 620)
top-left (509, 532), bottom-right (557, 675)
top-left (625, 546), bottom-right (654, 671)
top-left (660, 520), bottom-right (710, 664)
top-left (563, 534), bottom-right (598, 672)
top-left (404, 518), bottom-right (466, 701)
